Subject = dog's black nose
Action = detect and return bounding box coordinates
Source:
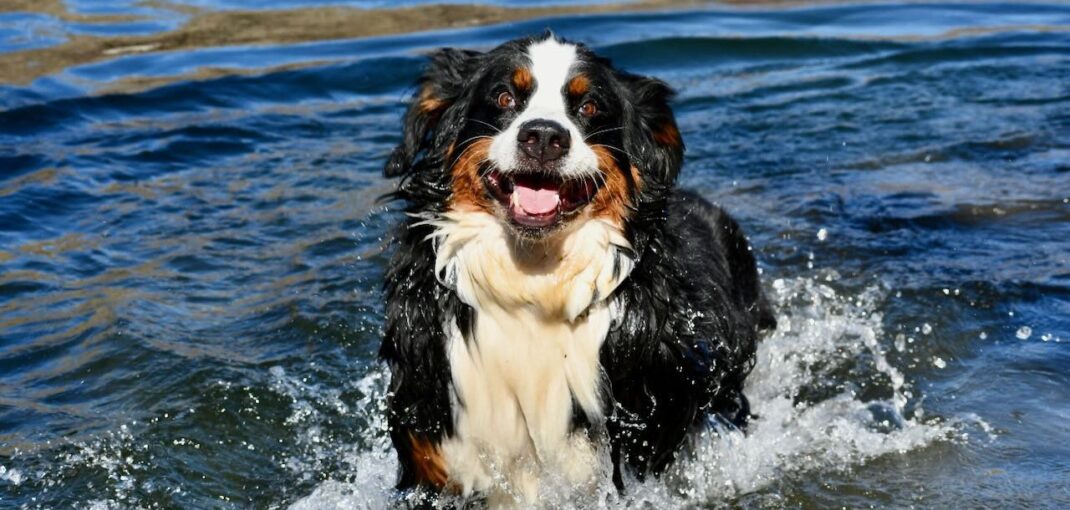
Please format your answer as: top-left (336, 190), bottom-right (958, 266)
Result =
top-left (517, 120), bottom-right (570, 163)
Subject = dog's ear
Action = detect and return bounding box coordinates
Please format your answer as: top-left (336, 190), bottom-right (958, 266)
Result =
top-left (385, 48), bottom-right (481, 178)
top-left (621, 75), bottom-right (684, 185)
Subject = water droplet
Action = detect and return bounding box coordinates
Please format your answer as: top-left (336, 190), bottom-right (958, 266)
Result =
top-left (1016, 326), bottom-right (1032, 340)
top-left (921, 323), bottom-right (932, 335)
top-left (816, 228), bottom-right (828, 241)
top-left (933, 357), bottom-right (947, 369)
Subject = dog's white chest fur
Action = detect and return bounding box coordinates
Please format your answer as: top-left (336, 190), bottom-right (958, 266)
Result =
top-left (424, 211), bottom-right (632, 503)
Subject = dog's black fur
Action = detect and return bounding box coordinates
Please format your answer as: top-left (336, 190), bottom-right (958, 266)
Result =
top-left (379, 33), bottom-right (776, 494)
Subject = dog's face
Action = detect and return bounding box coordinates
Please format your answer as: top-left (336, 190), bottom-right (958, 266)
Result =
top-left (474, 39), bottom-right (613, 234)
top-left (387, 35), bottom-right (684, 239)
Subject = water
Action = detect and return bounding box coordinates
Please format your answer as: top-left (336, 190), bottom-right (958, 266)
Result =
top-left (2, 1), bottom-right (1069, 508)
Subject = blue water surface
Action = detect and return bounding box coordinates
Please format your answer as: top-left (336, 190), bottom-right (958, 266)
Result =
top-left (1, 2), bottom-right (1069, 508)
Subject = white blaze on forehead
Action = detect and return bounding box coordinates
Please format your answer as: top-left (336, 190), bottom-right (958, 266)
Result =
top-left (525, 38), bottom-right (578, 119)
top-left (488, 37), bottom-right (599, 179)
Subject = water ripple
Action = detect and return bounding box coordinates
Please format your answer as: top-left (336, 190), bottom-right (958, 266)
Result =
top-left (2, 2), bottom-right (1070, 508)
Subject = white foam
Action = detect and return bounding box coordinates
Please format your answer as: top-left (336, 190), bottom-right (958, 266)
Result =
top-left (0, 464), bottom-right (25, 486)
top-left (9, 416), bottom-right (156, 508)
top-left (13, 275), bottom-right (968, 509)
top-left (291, 275), bottom-right (967, 508)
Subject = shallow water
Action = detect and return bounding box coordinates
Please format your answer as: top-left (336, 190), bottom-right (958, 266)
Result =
top-left (2, 1), bottom-right (1069, 508)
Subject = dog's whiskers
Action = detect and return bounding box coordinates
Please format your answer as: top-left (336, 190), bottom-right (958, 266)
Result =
top-left (468, 118), bottom-right (504, 133)
top-left (592, 143), bottom-right (636, 160)
top-left (584, 126), bottom-right (625, 141)
top-left (456, 134), bottom-right (494, 150)
top-left (595, 170), bottom-right (608, 189)
top-left (452, 138), bottom-right (489, 165)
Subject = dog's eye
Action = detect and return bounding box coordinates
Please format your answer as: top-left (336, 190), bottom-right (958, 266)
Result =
top-left (497, 91), bottom-right (516, 109)
top-left (578, 101), bottom-right (598, 118)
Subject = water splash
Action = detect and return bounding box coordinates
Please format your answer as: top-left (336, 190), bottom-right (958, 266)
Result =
top-left (4, 422), bottom-right (158, 509)
top-left (0, 274), bottom-right (970, 509)
top-left (290, 275), bottom-right (964, 508)
top-left (0, 275), bottom-right (982, 509)
top-left (611, 276), bottom-right (957, 507)
top-left (268, 365), bottom-right (399, 509)
top-left (0, 464), bottom-right (25, 486)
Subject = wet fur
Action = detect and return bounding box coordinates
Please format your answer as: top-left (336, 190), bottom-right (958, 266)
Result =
top-left (379, 34), bottom-right (775, 503)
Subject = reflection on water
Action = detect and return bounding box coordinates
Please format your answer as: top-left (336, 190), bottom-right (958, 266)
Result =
top-left (2, 1), bottom-right (1070, 508)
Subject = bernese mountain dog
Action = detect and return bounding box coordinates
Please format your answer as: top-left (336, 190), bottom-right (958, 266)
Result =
top-left (379, 33), bottom-right (776, 506)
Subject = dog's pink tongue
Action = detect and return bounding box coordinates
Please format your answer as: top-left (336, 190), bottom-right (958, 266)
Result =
top-left (513, 184), bottom-right (559, 215)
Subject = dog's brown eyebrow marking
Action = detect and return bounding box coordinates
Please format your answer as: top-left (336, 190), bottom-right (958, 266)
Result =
top-left (653, 121), bottom-right (681, 148)
top-left (567, 74), bottom-right (590, 97)
top-left (512, 67), bottom-right (533, 93)
top-left (417, 85), bottom-right (446, 116)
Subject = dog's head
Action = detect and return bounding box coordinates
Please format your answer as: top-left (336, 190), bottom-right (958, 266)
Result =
top-left (387, 34), bottom-right (683, 239)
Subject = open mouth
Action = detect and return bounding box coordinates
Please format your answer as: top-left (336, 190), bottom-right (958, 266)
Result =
top-left (484, 170), bottom-right (599, 228)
